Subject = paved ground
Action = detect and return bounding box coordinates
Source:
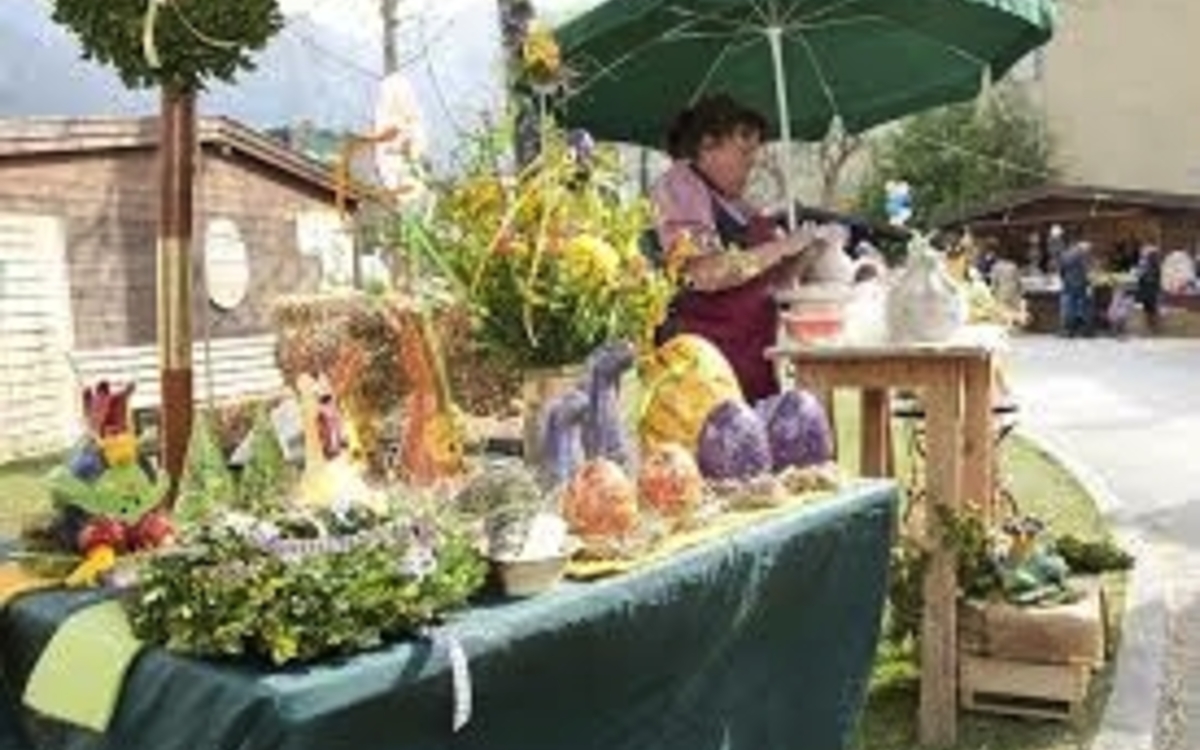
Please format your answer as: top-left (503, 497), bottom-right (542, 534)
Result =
top-left (1006, 334), bottom-right (1200, 750)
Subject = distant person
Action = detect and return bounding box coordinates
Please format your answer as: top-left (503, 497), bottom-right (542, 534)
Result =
top-left (989, 258), bottom-right (1028, 326)
top-left (1136, 245), bottom-right (1163, 334)
top-left (1058, 240), bottom-right (1093, 337)
top-left (1046, 224), bottom-right (1067, 274)
top-left (1107, 284), bottom-right (1135, 338)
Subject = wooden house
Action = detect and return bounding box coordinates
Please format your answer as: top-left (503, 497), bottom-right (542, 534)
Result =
top-left (0, 116), bottom-right (356, 461)
top-left (945, 183), bottom-right (1200, 273)
top-left (945, 184), bottom-right (1200, 334)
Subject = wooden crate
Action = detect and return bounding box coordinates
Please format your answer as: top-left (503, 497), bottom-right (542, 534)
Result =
top-left (959, 576), bottom-right (1108, 668)
top-left (960, 654), bottom-right (1092, 722)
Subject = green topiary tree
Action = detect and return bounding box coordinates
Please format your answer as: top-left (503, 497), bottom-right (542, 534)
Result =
top-left (238, 407), bottom-right (292, 516)
top-left (175, 412), bottom-right (238, 525)
top-left (51, 0), bottom-right (284, 92)
top-left (51, 0), bottom-right (285, 485)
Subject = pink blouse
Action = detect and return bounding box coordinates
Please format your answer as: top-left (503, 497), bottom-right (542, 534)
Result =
top-left (651, 161), bottom-right (760, 258)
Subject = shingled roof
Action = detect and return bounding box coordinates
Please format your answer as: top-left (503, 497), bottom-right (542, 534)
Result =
top-left (944, 183), bottom-right (1200, 228)
top-left (0, 115), bottom-right (350, 200)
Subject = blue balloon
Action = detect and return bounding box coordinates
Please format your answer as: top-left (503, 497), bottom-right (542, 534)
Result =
top-left (885, 181), bottom-right (913, 226)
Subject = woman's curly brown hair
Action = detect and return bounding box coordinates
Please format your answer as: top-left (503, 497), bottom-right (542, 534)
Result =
top-left (665, 93), bottom-right (768, 160)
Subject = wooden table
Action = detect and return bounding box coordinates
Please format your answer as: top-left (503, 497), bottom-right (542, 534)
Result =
top-left (769, 327), bottom-right (1003, 748)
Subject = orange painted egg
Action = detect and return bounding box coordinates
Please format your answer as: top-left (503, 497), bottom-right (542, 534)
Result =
top-left (637, 442), bottom-right (703, 521)
top-left (562, 458), bottom-right (639, 540)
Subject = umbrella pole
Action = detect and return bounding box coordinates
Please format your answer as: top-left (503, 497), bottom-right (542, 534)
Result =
top-left (767, 26), bottom-right (797, 232)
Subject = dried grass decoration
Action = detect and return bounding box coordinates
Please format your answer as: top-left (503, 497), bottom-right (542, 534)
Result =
top-left (273, 293), bottom-right (403, 474)
top-left (271, 293), bottom-right (470, 486)
top-left (51, 0), bottom-right (283, 91)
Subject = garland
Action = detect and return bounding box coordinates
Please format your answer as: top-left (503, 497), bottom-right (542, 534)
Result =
top-left (51, 0), bottom-right (284, 91)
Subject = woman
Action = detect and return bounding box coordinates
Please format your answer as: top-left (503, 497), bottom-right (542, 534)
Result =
top-left (651, 94), bottom-right (839, 402)
top-left (1135, 244), bottom-right (1162, 334)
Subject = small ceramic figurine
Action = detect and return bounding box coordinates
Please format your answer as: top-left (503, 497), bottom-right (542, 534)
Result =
top-left (581, 340), bottom-right (636, 470)
top-left (42, 381), bottom-right (172, 587)
top-left (992, 516), bottom-right (1071, 604)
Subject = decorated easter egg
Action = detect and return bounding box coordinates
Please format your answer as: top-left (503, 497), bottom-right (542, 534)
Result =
top-left (755, 390), bottom-right (834, 471)
top-left (637, 442), bottom-right (703, 521)
top-left (696, 399), bottom-right (772, 481)
top-left (561, 458), bottom-right (639, 540)
top-left (638, 334), bottom-right (742, 451)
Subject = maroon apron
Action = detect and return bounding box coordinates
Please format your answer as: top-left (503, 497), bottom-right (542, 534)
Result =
top-left (660, 189), bottom-right (783, 403)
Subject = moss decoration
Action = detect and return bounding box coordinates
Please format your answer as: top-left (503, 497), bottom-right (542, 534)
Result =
top-left (128, 511), bottom-right (488, 664)
top-left (175, 412), bottom-right (237, 526)
top-left (51, 0), bottom-right (284, 91)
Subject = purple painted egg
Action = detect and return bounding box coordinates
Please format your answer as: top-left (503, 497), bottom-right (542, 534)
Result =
top-left (755, 390), bottom-right (834, 470)
top-left (696, 400), bottom-right (772, 481)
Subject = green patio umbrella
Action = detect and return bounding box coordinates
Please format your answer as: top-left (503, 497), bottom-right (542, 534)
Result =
top-left (556, 0), bottom-right (1056, 225)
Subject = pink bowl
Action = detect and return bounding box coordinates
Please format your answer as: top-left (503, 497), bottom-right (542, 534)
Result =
top-left (781, 308), bottom-right (844, 344)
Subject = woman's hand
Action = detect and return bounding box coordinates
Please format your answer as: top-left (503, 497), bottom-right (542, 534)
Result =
top-left (782, 221), bottom-right (819, 257)
top-left (783, 221), bottom-right (848, 257)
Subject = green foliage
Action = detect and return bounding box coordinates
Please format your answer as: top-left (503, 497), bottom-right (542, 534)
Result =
top-left (175, 412), bottom-right (237, 526)
top-left (1055, 534), bottom-right (1135, 574)
top-left (51, 0), bottom-right (283, 92)
top-left (45, 461), bottom-right (167, 521)
top-left (237, 408), bottom-right (292, 514)
top-left (886, 506), bottom-right (998, 647)
top-left (129, 513), bottom-right (487, 665)
top-left (854, 86), bottom-right (1055, 227)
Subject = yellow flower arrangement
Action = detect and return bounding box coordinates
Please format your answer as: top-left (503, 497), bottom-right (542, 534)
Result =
top-left (429, 128), bottom-right (674, 371)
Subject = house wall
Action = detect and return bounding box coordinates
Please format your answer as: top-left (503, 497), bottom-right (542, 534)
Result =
top-left (0, 147), bottom-right (331, 350)
top-left (0, 150), bottom-right (156, 350)
top-left (0, 213), bottom-right (77, 460)
top-left (0, 144), bottom-right (354, 435)
top-left (1037, 0), bottom-right (1200, 194)
top-left (195, 150), bottom-right (328, 339)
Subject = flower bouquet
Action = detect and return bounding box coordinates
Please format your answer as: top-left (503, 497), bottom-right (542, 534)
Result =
top-left (427, 127), bottom-right (674, 372)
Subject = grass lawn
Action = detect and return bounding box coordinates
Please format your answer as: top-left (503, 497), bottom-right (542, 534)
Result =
top-left (831, 390), bottom-right (1126, 750)
top-left (0, 453), bottom-right (61, 537)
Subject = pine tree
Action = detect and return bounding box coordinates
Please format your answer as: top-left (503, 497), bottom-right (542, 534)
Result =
top-left (238, 407), bottom-right (291, 515)
top-left (175, 412), bottom-right (238, 525)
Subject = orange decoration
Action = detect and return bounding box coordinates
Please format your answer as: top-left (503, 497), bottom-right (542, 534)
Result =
top-left (562, 458), bottom-right (639, 541)
top-left (385, 305), bottom-right (465, 487)
top-left (637, 442), bottom-right (704, 522)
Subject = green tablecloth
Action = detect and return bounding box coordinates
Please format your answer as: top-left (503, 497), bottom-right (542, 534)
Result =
top-left (0, 480), bottom-right (897, 750)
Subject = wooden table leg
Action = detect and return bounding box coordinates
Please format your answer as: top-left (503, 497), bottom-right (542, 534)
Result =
top-left (962, 357), bottom-right (995, 523)
top-left (860, 388), bottom-right (891, 477)
top-left (918, 366), bottom-right (964, 748)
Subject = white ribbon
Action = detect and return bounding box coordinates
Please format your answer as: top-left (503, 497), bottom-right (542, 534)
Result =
top-left (142, 0), bottom-right (239, 71)
top-left (142, 0), bottom-right (164, 70)
top-left (420, 627), bottom-right (473, 732)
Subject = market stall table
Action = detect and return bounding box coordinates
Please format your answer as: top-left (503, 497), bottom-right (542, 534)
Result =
top-left (769, 328), bottom-right (1002, 747)
top-left (0, 481), bottom-right (897, 750)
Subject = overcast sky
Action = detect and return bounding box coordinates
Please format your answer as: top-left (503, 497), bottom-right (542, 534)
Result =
top-left (278, 0), bottom-right (599, 40)
top-left (0, 0), bottom-right (604, 170)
